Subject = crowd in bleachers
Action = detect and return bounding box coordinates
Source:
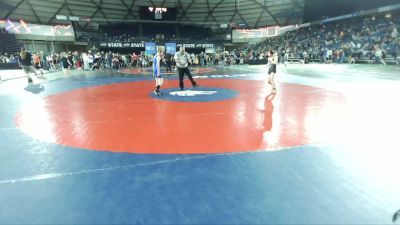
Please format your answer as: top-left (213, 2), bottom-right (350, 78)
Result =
top-left (91, 23), bottom-right (217, 44)
top-left (2, 11), bottom-right (400, 70)
top-left (235, 11), bottom-right (400, 65)
top-left (0, 53), bottom-right (19, 64)
top-left (0, 50), bottom-right (232, 73)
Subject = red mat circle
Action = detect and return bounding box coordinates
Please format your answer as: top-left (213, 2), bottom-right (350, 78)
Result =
top-left (15, 79), bottom-right (343, 154)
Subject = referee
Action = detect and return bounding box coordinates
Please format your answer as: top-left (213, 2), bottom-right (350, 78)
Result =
top-left (174, 47), bottom-right (199, 91)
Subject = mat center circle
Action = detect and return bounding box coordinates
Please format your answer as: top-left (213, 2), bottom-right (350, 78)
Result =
top-left (151, 87), bottom-right (239, 102)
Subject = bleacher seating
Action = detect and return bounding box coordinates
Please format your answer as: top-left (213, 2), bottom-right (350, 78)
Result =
top-left (236, 10), bottom-right (400, 65)
top-left (0, 30), bottom-right (21, 54)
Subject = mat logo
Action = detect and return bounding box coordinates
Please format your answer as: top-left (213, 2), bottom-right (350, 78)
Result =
top-left (155, 87), bottom-right (238, 102)
top-left (170, 90), bottom-right (217, 96)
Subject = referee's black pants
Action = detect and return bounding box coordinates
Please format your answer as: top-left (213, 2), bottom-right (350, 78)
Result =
top-left (177, 67), bottom-right (196, 90)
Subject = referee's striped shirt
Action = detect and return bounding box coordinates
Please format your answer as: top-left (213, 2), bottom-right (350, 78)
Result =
top-left (174, 52), bottom-right (191, 68)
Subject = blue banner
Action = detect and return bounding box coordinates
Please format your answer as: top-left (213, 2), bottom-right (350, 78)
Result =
top-left (165, 42), bottom-right (176, 54)
top-left (145, 42), bottom-right (156, 55)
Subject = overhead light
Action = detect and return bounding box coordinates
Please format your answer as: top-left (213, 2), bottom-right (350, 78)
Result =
top-left (385, 14), bottom-right (391, 18)
top-left (69, 16), bottom-right (80, 21)
top-left (56, 15), bottom-right (67, 20)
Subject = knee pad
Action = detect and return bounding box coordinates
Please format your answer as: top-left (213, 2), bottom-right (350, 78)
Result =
top-left (156, 78), bottom-right (164, 86)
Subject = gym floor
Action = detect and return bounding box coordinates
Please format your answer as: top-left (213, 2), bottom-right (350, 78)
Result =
top-left (0, 64), bottom-right (399, 224)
